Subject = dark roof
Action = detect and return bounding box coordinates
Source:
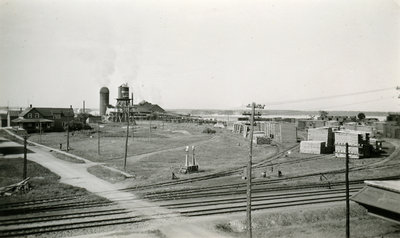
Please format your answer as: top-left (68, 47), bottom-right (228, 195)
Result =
top-left (351, 180), bottom-right (400, 224)
top-left (134, 101), bottom-right (165, 113)
top-left (8, 110), bottom-right (21, 117)
top-left (20, 107), bottom-right (74, 118)
top-left (12, 118), bottom-right (54, 123)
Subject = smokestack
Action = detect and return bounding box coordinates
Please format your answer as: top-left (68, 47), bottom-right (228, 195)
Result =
top-left (83, 100), bottom-right (85, 113)
top-left (131, 93), bottom-right (134, 106)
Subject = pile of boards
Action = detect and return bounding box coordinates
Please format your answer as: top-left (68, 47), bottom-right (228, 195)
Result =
top-left (0, 177), bottom-right (30, 196)
top-left (300, 141), bottom-right (326, 154)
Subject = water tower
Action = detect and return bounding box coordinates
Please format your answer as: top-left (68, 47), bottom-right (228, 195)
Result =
top-left (115, 83), bottom-right (133, 122)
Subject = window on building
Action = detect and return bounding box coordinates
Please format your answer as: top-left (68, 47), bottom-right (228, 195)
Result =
top-left (53, 114), bottom-right (61, 119)
top-left (34, 113), bottom-right (40, 118)
top-left (27, 113), bottom-right (32, 119)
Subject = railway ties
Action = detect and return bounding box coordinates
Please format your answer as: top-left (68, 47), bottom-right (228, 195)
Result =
top-left (0, 196), bottom-right (145, 238)
top-left (154, 185), bottom-right (363, 217)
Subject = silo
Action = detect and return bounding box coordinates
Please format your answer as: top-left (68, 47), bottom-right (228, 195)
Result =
top-left (118, 84), bottom-right (130, 99)
top-left (99, 87), bottom-right (109, 116)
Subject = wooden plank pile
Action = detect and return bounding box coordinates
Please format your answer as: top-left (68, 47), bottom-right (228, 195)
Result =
top-left (0, 177), bottom-right (30, 196)
top-left (300, 141), bottom-right (326, 154)
top-left (334, 130), bottom-right (369, 159)
top-left (308, 127), bottom-right (334, 153)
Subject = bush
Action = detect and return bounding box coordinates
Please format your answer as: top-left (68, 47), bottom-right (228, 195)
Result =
top-left (202, 128), bottom-right (216, 134)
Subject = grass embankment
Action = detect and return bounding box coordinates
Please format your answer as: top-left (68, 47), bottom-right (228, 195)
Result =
top-left (216, 203), bottom-right (400, 238)
top-left (87, 165), bottom-right (126, 184)
top-left (0, 157), bottom-right (102, 204)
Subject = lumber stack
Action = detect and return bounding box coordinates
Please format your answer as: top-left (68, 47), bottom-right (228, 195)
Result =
top-left (308, 127), bottom-right (334, 153)
top-left (334, 130), bottom-right (369, 159)
top-left (300, 141), bottom-right (325, 154)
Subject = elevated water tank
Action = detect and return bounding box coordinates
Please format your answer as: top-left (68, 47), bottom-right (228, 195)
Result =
top-left (118, 84), bottom-right (130, 99)
top-left (100, 87), bottom-right (109, 116)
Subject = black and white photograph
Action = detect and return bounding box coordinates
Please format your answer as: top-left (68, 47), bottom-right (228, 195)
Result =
top-left (0, 0), bottom-right (399, 237)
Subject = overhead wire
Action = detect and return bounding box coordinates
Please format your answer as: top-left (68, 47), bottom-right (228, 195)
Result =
top-left (266, 86), bottom-right (395, 106)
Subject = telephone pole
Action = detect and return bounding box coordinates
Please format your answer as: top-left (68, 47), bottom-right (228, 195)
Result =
top-left (245, 102), bottom-right (265, 238)
top-left (23, 135), bottom-right (28, 179)
top-left (97, 122), bottom-right (100, 155)
top-left (66, 122), bottom-right (70, 151)
top-left (124, 105), bottom-right (130, 171)
top-left (345, 143), bottom-right (350, 238)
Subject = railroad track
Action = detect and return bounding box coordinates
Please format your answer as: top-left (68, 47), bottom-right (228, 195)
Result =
top-left (0, 208), bottom-right (129, 226)
top-left (153, 185), bottom-right (363, 217)
top-left (0, 199), bottom-right (113, 216)
top-left (0, 195), bottom-right (145, 238)
top-left (0, 215), bottom-right (146, 237)
top-left (144, 181), bottom-right (364, 201)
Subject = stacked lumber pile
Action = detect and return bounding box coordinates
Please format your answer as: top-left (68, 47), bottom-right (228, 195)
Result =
top-left (308, 127), bottom-right (334, 153)
top-left (0, 178), bottom-right (30, 196)
top-left (300, 141), bottom-right (325, 154)
top-left (335, 130), bottom-right (370, 158)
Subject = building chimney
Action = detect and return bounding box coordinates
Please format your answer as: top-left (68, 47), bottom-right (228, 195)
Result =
top-left (83, 100), bottom-right (85, 113)
top-left (30, 104), bottom-right (32, 108)
top-left (70, 105), bottom-right (72, 109)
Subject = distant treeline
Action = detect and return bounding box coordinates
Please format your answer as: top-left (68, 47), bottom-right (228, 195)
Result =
top-left (167, 109), bottom-right (390, 117)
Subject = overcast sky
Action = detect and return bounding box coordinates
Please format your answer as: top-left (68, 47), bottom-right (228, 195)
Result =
top-left (0, 0), bottom-right (399, 111)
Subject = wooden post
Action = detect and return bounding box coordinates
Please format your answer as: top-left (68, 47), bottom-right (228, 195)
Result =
top-left (345, 143), bottom-right (350, 238)
top-left (39, 121), bottom-right (42, 143)
top-left (124, 106), bottom-right (130, 171)
top-left (66, 123), bottom-right (70, 151)
top-left (23, 136), bottom-right (27, 179)
top-left (97, 122), bottom-right (100, 155)
top-left (149, 118), bottom-right (151, 142)
top-left (247, 102), bottom-right (255, 238)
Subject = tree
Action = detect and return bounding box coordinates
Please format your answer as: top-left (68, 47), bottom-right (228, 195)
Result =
top-left (357, 112), bottom-right (366, 121)
top-left (319, 110), bottom-right (329, 118)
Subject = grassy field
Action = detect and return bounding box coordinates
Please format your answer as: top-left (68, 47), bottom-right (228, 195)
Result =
top-left (28, 121), bottom-right (283, 185)
top-left (216, 203), bottom-right (400, 238)
top-left (0, 157), bottom-right (102, 204)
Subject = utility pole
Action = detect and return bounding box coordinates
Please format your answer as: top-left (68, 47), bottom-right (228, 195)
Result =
top-left (345, 143), bottom-right (350, 238)
top-left (97, 122), bottom-right (100, 155)
top-left (244, 103), bottom-right (265, 238)
top-left (149, 116), bottom-right (152, 142)
top-left (39, 121), bottom-right (42, 143)
top-left (66, 122), bottom-right (70, 152)
top-left (23, 135), bottom-right (27, 179)
top-left (247, 103), bottom-right (255, 238)
top-left (124, 105), bottom-right (130, 171)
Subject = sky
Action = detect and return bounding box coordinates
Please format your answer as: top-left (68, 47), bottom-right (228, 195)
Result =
top-left (0, 0), bottom-right (399, 111)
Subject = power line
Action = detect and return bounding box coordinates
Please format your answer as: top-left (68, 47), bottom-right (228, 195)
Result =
top-left (314, 96), bottom-right (394, 110)
top-left (267, 87), bottom-right (395, 106)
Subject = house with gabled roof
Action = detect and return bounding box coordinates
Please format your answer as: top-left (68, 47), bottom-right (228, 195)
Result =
top-left (12, 105), bottom-right (74, 133)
